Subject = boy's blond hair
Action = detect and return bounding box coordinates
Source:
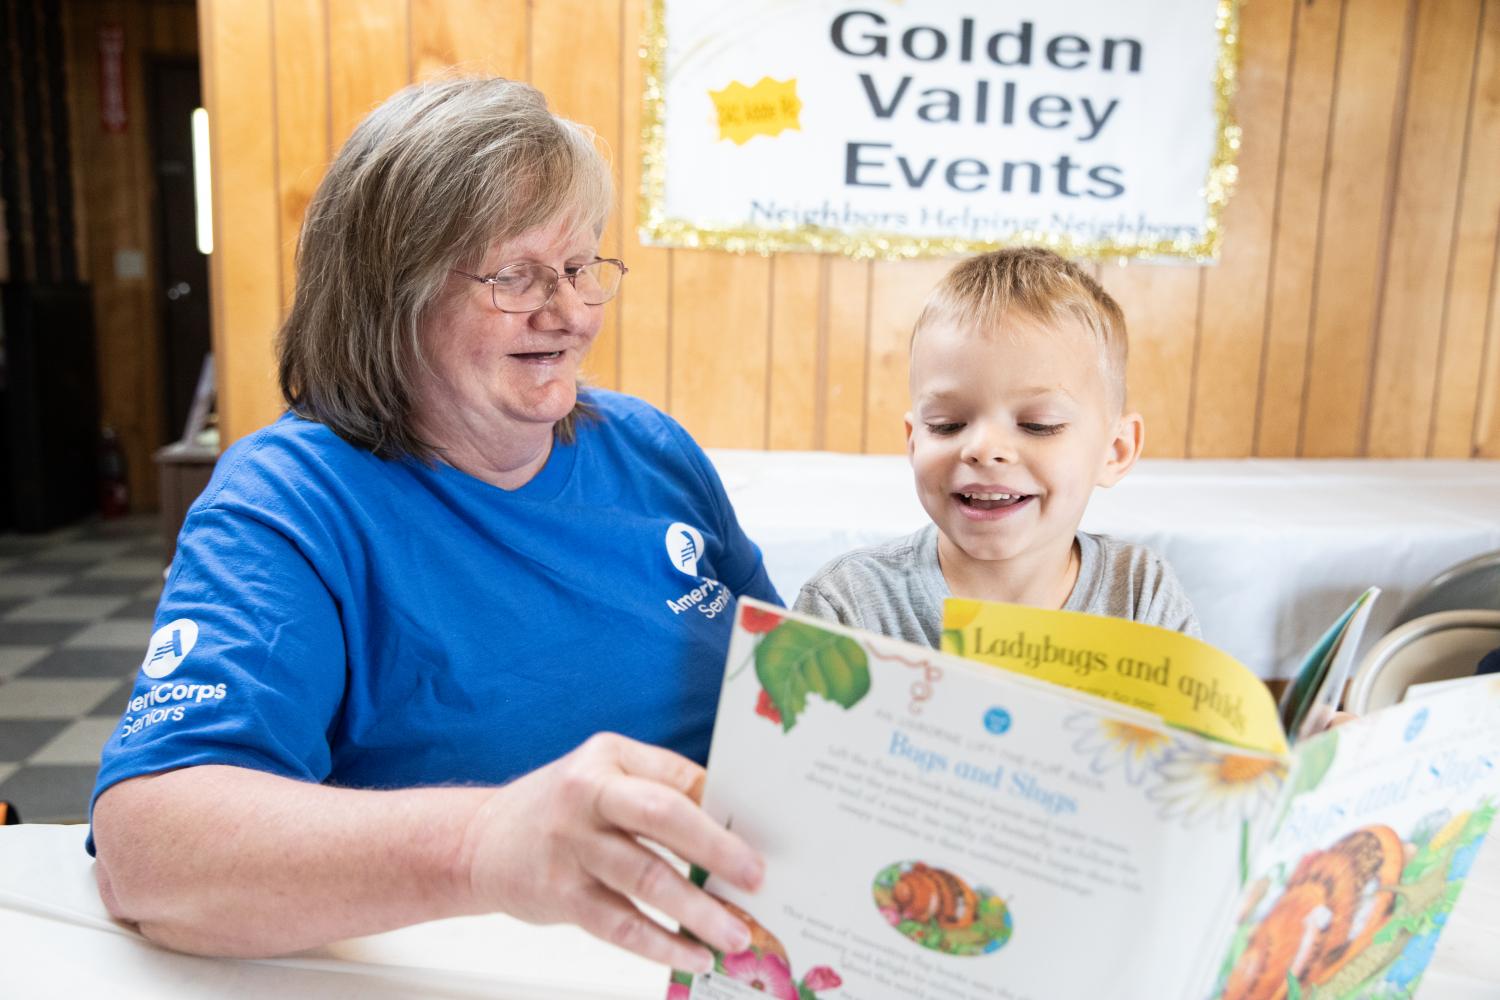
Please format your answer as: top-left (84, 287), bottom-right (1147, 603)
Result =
top-left (912, 247), bottom-right (1129, 411)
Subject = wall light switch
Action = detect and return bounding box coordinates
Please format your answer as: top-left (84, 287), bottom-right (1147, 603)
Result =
top-left (114, 248), bottom-right (146, 280)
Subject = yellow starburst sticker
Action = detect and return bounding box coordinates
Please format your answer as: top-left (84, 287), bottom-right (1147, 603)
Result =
top-left (708, 77), bottom-right (801, 145)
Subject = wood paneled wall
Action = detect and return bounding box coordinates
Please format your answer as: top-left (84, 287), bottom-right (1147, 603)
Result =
top-left (63, 0), bottom-right (200, 509)
top-left (2, 0), bottom-right (79, 288)
top-left (201, 0), bottom-right (1500, 458)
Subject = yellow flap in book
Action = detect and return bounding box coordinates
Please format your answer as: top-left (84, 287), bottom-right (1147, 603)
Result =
top-left (943, 599), bottom-right (1287, 756)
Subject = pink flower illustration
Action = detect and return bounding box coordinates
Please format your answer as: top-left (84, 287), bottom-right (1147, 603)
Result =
top-left (665, 984), bottom-right (691, 1000)
top-left (801, 965), bottom-right (843, 991)
top-left (721, 949), bottom-right (798, 999)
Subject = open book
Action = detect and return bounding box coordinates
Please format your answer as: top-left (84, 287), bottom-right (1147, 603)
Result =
top-left (669, 597), bottom-right (1500, 1000)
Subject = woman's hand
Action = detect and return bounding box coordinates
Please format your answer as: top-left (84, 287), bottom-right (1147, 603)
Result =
top-left (459, 733), bottom-right (761, 972)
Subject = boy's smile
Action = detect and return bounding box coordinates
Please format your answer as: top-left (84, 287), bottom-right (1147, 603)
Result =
top-left (905, 314), bottom-right (1141, 605)
top-left (955, 487), bottom-right (1033, 518)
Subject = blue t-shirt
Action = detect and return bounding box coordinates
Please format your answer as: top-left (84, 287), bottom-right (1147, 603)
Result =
top-left (90, 391), bottom-right (780, 831)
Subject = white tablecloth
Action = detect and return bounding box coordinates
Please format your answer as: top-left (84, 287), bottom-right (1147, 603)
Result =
top-left (711, 454), bottom-right (1500, 679)
top-left (0, 824), bottom-right (663, 999)
top-left (2, 823), bottom-right (1496, 998)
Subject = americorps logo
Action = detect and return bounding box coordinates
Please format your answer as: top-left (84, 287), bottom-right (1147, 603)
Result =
top-left (140, 618), bottom-right (199, 678)
top-left (662, 521), bottom-right (731, 619)
top-left (665, 521), bottom-right (705, 576)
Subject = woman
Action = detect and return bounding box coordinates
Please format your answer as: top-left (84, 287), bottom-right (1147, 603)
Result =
top-left (90, 78), bottom-right (776, 971)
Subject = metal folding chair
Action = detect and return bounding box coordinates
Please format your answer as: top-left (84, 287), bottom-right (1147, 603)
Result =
top-left (1389, 549), bottom-right (1500, 629)
top-left (1346, 609), bottom-right (1500, 713)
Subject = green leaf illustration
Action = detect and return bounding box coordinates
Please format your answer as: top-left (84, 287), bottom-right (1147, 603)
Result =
top-left (1462, 800), bottom-right (1497, 843)
top-left (1290, 730), bottom-right (1338, 797)
top-left (1269, 729), bottom-right (1339, 836)
top-left (1402, 846), bottom-right (1447, 884)
top-left (755, 621), bottom-right (871, 732)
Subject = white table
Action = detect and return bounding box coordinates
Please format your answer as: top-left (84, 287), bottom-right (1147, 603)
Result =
top-left (2, 823), bottom-right (1497, 998)
top-left (711, 454), bottom-right (1500, 679)
top-left (0, 824), bottom-right (662, 999)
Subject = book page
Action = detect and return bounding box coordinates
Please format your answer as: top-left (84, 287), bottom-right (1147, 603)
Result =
top-left (943, 599), bottom-right (1287, 755)
top-left (674, 601), bottom-right (1286, 1000)
top-left (1281, 587), bottom-right (1379, 744)
top-left (1403, 675), bottom-right (1482, 701)
top-left (1200, 676), bottom-right (1500, 1000)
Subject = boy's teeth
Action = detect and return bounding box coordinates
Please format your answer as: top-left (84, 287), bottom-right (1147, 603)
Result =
top-left (963, 492), bottom-right (1018, 500)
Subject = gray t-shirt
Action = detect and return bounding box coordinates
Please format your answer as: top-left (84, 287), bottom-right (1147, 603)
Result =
top-left (793, 524), bottom-right (1200, 648)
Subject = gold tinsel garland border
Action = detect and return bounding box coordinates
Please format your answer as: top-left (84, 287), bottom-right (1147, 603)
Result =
top-left (638, 0), bottom-right (1241, 262)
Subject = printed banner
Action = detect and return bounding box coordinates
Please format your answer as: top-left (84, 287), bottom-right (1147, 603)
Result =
top-left (98, 25), bottom-right (129, 134)
top-left (641, 1), bottom-right (1239, 261)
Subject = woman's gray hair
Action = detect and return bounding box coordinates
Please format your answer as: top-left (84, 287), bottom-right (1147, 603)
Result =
top-left (277, 77), bottom-right (613, 460)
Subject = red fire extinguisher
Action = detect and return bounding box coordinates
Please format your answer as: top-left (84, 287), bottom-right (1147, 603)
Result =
top-left (99, 424), bottom-right (130, 518)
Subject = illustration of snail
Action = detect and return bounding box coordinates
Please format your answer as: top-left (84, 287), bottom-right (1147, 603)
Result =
top-left (891, 863), bottom-right (980, 930)
top-left (1223, 825), bottom-right (1405, 1000)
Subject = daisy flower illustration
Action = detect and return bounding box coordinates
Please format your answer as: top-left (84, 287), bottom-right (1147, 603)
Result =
top-left (1064, 711), bottom-right (1173, 786)
top-left (1149, 742), bottom-right (1286, 828)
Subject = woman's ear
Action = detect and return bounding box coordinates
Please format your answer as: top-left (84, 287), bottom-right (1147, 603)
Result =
top-left (1097, 411), bottom-right (1145, 487)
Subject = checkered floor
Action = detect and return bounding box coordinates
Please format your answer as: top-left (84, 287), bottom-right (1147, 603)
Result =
top-left (0, 515), bottom-right (163, 823)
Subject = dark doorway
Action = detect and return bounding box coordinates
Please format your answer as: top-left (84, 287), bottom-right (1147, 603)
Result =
top-left (147, 58), bottom-right (211, 442)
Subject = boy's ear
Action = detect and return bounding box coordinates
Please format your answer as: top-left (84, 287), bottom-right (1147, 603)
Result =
top-left (1097, 410), bottom-right (1144, 487)
top-left (904, 412), bottom-right (915, 458)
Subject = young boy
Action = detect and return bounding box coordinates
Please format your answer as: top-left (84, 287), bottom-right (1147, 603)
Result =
top-left (794, 247), bottom-right (1199, 647)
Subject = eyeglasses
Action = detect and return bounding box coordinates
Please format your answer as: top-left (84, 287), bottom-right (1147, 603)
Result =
top-left (452, 258), bottom-right (628, 313)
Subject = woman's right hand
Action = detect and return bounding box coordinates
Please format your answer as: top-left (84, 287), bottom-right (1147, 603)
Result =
top-left (458, 732), bottom-right (762, 971)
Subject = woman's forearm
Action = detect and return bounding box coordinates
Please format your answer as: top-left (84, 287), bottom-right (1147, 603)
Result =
top-left (93, 735), bottom-right (762, 969)
top-left (92, 765), bottom-right (493, 957)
